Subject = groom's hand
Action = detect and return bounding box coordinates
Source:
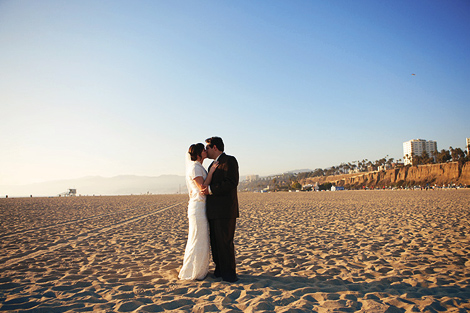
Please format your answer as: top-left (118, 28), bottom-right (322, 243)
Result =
top-left (201, 186), bottom-right (209, 195)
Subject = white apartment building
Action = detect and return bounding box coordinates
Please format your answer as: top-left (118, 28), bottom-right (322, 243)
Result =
top-left (403, 139), bottom-right (437, 165)
top-left (246, 175), bottom-right (259, 182)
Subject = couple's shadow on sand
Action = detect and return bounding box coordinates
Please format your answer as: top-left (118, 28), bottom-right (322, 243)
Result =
top-left (205, 272), bottom-right (470, 302)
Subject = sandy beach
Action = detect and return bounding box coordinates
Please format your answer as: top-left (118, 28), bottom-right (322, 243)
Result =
top-left (1, 190), bottom-right (469, 312)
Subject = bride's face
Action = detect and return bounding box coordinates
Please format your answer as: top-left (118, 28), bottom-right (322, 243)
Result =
top-left (201, 149), bottom-right (208, 160)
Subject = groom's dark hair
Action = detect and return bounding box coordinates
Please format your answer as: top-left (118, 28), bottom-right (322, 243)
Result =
top-left (189, 143), bottom-right (205, 161)
top-left (205, 137), bottom-right (224, 152)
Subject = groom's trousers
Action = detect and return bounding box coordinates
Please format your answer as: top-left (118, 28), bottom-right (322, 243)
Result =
top-left (209, 218), bottom-right (237, 281)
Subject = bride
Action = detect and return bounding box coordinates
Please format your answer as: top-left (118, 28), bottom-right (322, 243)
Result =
top-left (179, 143), bottom-right (218, 280)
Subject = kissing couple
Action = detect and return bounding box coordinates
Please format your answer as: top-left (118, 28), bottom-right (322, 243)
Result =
top-left (178, 136), bottom-right (239, 282)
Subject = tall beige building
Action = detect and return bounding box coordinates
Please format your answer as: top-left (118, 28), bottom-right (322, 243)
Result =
top-left (403, 139), bottom-right (437, 165)
top-left (246, 175), bottom-right (259, 182)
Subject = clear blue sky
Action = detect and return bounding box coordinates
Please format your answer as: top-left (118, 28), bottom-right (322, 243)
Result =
top-left (1, 0), bottom-right (469, 185)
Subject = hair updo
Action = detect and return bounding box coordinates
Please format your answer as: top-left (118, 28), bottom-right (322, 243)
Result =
top-left (188, 143), bottom-right (205, 161)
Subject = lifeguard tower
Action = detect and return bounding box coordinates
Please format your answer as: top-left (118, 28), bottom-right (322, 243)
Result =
top-left (59, 189), bottom-right (77, 197)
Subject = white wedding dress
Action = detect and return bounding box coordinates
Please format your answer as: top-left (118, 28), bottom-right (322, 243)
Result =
top-left (178, 161), bottom-right (210, 280)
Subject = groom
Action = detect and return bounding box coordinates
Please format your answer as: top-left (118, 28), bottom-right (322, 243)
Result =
top-left (203, 136), bottom-right (239, 282)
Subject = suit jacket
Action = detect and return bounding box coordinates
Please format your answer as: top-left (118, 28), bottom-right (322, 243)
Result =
top-left (206, 153), bottom-right (239, 220)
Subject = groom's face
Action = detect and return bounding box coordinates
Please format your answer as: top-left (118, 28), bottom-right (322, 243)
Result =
top-left (205, 144), bottom-right (215, 159)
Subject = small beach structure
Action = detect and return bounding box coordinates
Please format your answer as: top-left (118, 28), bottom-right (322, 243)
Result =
top-left (59, 189), bottom-right (77, 197)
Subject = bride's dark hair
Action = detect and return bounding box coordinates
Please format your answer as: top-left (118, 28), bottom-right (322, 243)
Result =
top-left (188, 143), bottom-right (205, 161)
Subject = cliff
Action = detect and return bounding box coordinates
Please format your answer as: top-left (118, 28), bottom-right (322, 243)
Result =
top-left (302, 162), bottom-right (470, 188)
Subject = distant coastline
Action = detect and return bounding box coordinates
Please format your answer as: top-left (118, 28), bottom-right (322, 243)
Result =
top-left (0, 175), bottom-right (186, 198)
top-left (240, 161), bottom-right (470, 192)
top-left (303, 161), bottom-right (470, 189)
top-left (4, 161), bottom-right (470, 198)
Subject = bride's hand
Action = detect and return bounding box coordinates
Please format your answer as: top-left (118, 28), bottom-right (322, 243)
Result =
top-left (209, 161), bottom-right (219, 174)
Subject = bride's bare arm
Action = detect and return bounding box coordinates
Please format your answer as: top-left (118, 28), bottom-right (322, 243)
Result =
top-left (192, 161), bottom-right (218, 192)
top-left (193, 177), bottom-right (205, 192)
top-left (204, 161), bottom-right (218, 186)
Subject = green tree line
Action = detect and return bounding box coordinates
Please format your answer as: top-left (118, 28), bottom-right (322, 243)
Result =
top-left (406, 147), bottom-right (469, 166)
top-left (239, 145), bottom-right (469, 192)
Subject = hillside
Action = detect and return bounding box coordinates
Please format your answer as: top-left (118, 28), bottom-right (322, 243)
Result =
top-left (301, 162), bottom-right (470, 189)
top-left (1, 175), bottom-right (186, 197)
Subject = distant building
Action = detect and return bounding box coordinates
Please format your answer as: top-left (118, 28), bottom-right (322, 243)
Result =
top-left (59, 189), bottom-right (77, 197)
top-left (378, 164), bottom-right (392, 171)
top-left (246, 175), bottom-right (259, 182)
top-left (331, 186), bottom-right (344, 191)
top-left (403, 139), bottom-right (437, 165)
top-left (349, 168), bottom-right (361, 174)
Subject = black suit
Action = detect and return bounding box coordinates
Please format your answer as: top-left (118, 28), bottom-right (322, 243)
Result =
top-left (206, 153), bottom-right (239, 281)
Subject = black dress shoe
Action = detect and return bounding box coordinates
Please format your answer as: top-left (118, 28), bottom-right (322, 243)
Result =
top-left (222, 276), bottom-right (239, 283)
top-left (213, 271), bottom-right (221, 278)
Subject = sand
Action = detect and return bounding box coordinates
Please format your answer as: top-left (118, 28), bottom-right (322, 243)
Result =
top-left (1, 190), bottom-right (469, 312)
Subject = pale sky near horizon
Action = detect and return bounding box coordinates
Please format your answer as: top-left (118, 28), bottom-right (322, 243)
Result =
top-left (1, 0), bottom-right (469, 185)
